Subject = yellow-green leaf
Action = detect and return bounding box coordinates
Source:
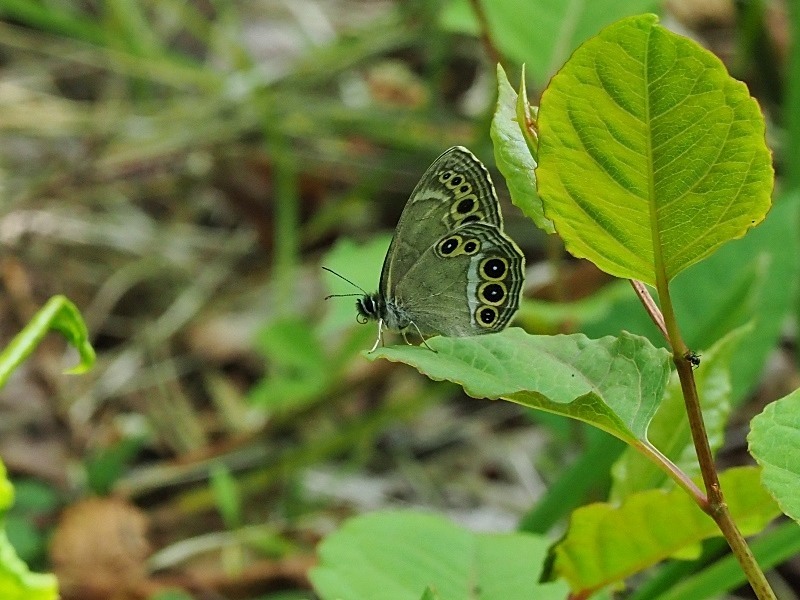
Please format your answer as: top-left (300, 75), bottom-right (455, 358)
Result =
top-left (553, 466), bottom-right (780, 594)
top-left (537, 14), bottom-right (773, 285)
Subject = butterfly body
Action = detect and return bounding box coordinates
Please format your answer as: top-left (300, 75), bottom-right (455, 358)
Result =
top-left (356, 294), bottom-right (410, 332)
top-left (359, 146), bottom-right (525, 350)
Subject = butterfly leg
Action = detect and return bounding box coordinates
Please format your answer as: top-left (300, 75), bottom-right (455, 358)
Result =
top-left (368, 319), bottom-right (384, 353)
top-left (409, 321), bottom-right (437, 352)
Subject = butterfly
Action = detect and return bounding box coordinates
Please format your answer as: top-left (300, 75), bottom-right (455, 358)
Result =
top-left (328, 146), bottom-right (525, 351)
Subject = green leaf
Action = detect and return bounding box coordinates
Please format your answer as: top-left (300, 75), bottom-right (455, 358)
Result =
top-left (6, 480), bottom-right (60, 564)
top-left (553, 466), bottom-right (780, 594)
top-left (370, 328), bottom-right (670, 445)
top-left (0, 0), bottom-right (107, 45)
top-left (0, 471), bottom-right (12, 515)
top-left (491, 64), bottom-right (554, 233)
top-left (85, 435), bottom-right (147, 495)
top-left (440, 0), bottom-right (659, 85)
top-left (210, 462), bottom-right (242, 529)
top-left (748, 389), bottom-right (800, 523)
top-left (537, 14), bottom-right (773, 285)
top-left (0, 295), bottom-right (95, 388)
top-left (610, 324), bottom-right (750, 501)
top-left (248, 316), bottom-right (329, 411)
top-left (677, 195), bottom-right (799, 401)
top-left (310, 511), bottom-right (569, 600)
top-left (0, 461), bottom-right (58, 600)
top-left (419, 587), bottom-right (441, 600)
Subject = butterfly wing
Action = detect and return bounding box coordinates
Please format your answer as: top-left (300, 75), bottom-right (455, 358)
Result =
top-left (393, 222), bottom-right (525, 336)
top-left (379, 146), bottom-right (504, 296)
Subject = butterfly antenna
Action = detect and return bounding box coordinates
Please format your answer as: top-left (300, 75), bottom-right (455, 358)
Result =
top-left (321, 266), bottom-right (369, 299)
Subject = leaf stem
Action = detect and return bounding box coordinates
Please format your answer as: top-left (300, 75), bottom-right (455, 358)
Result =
top-left (656, 276), bottom-right (776, 600)
top-left (634, 440), bottom-right (706, 507)
top-left (629, 279), bottom-right (668, 339)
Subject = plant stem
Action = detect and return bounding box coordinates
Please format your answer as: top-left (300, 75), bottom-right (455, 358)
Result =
top-left (656, 276), bottom-right (776, 600)
top-left (469, 0), bottom-right (503, 67)
top-left (629, 279), bottom-right (668, 339)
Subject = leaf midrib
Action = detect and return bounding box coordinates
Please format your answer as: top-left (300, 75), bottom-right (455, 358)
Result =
top-left (644, 27), bottom-right (665, 287)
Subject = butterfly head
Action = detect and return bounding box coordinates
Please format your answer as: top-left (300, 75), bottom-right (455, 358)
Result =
top-left (356, 293), bottom-right (383, 324)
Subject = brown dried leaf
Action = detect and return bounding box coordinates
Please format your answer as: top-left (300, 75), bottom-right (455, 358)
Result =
top-left (50, 497), bottom-right (150, 600)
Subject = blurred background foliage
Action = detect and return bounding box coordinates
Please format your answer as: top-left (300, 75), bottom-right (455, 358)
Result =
top-left (0, 1), bottom-right (798, 599)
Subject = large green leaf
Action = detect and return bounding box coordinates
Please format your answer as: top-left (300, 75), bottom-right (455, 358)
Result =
top-left (537, 14), bottom-right (773, 285)
top-left (748, 389), bottom-right (800, 523)
top-left (553, 466), bottom-right (780, 594)
top-left (440, 0), bottom-right (658, 85)
top-left (311, 511), bottom-right (568, 600)
top-left (491, 65), bottom-right (554, 233)
top-left (0, 461), bottom-right (58, 600)
top-left (370, 328), bottom-right (670, 445)
top-left (610, 324), bottom-right (750, 501)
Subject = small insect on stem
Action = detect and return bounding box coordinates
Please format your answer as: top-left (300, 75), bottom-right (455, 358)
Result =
top-left (684, 350), bottom-right (701, 369)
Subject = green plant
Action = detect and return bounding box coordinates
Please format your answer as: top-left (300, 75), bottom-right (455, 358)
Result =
top-left (0, 295), bottom-right (95, 600)
top-left (312, 13), bottom-right (800, 600)
top-left (0, 460), bottom-right (58, 600)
